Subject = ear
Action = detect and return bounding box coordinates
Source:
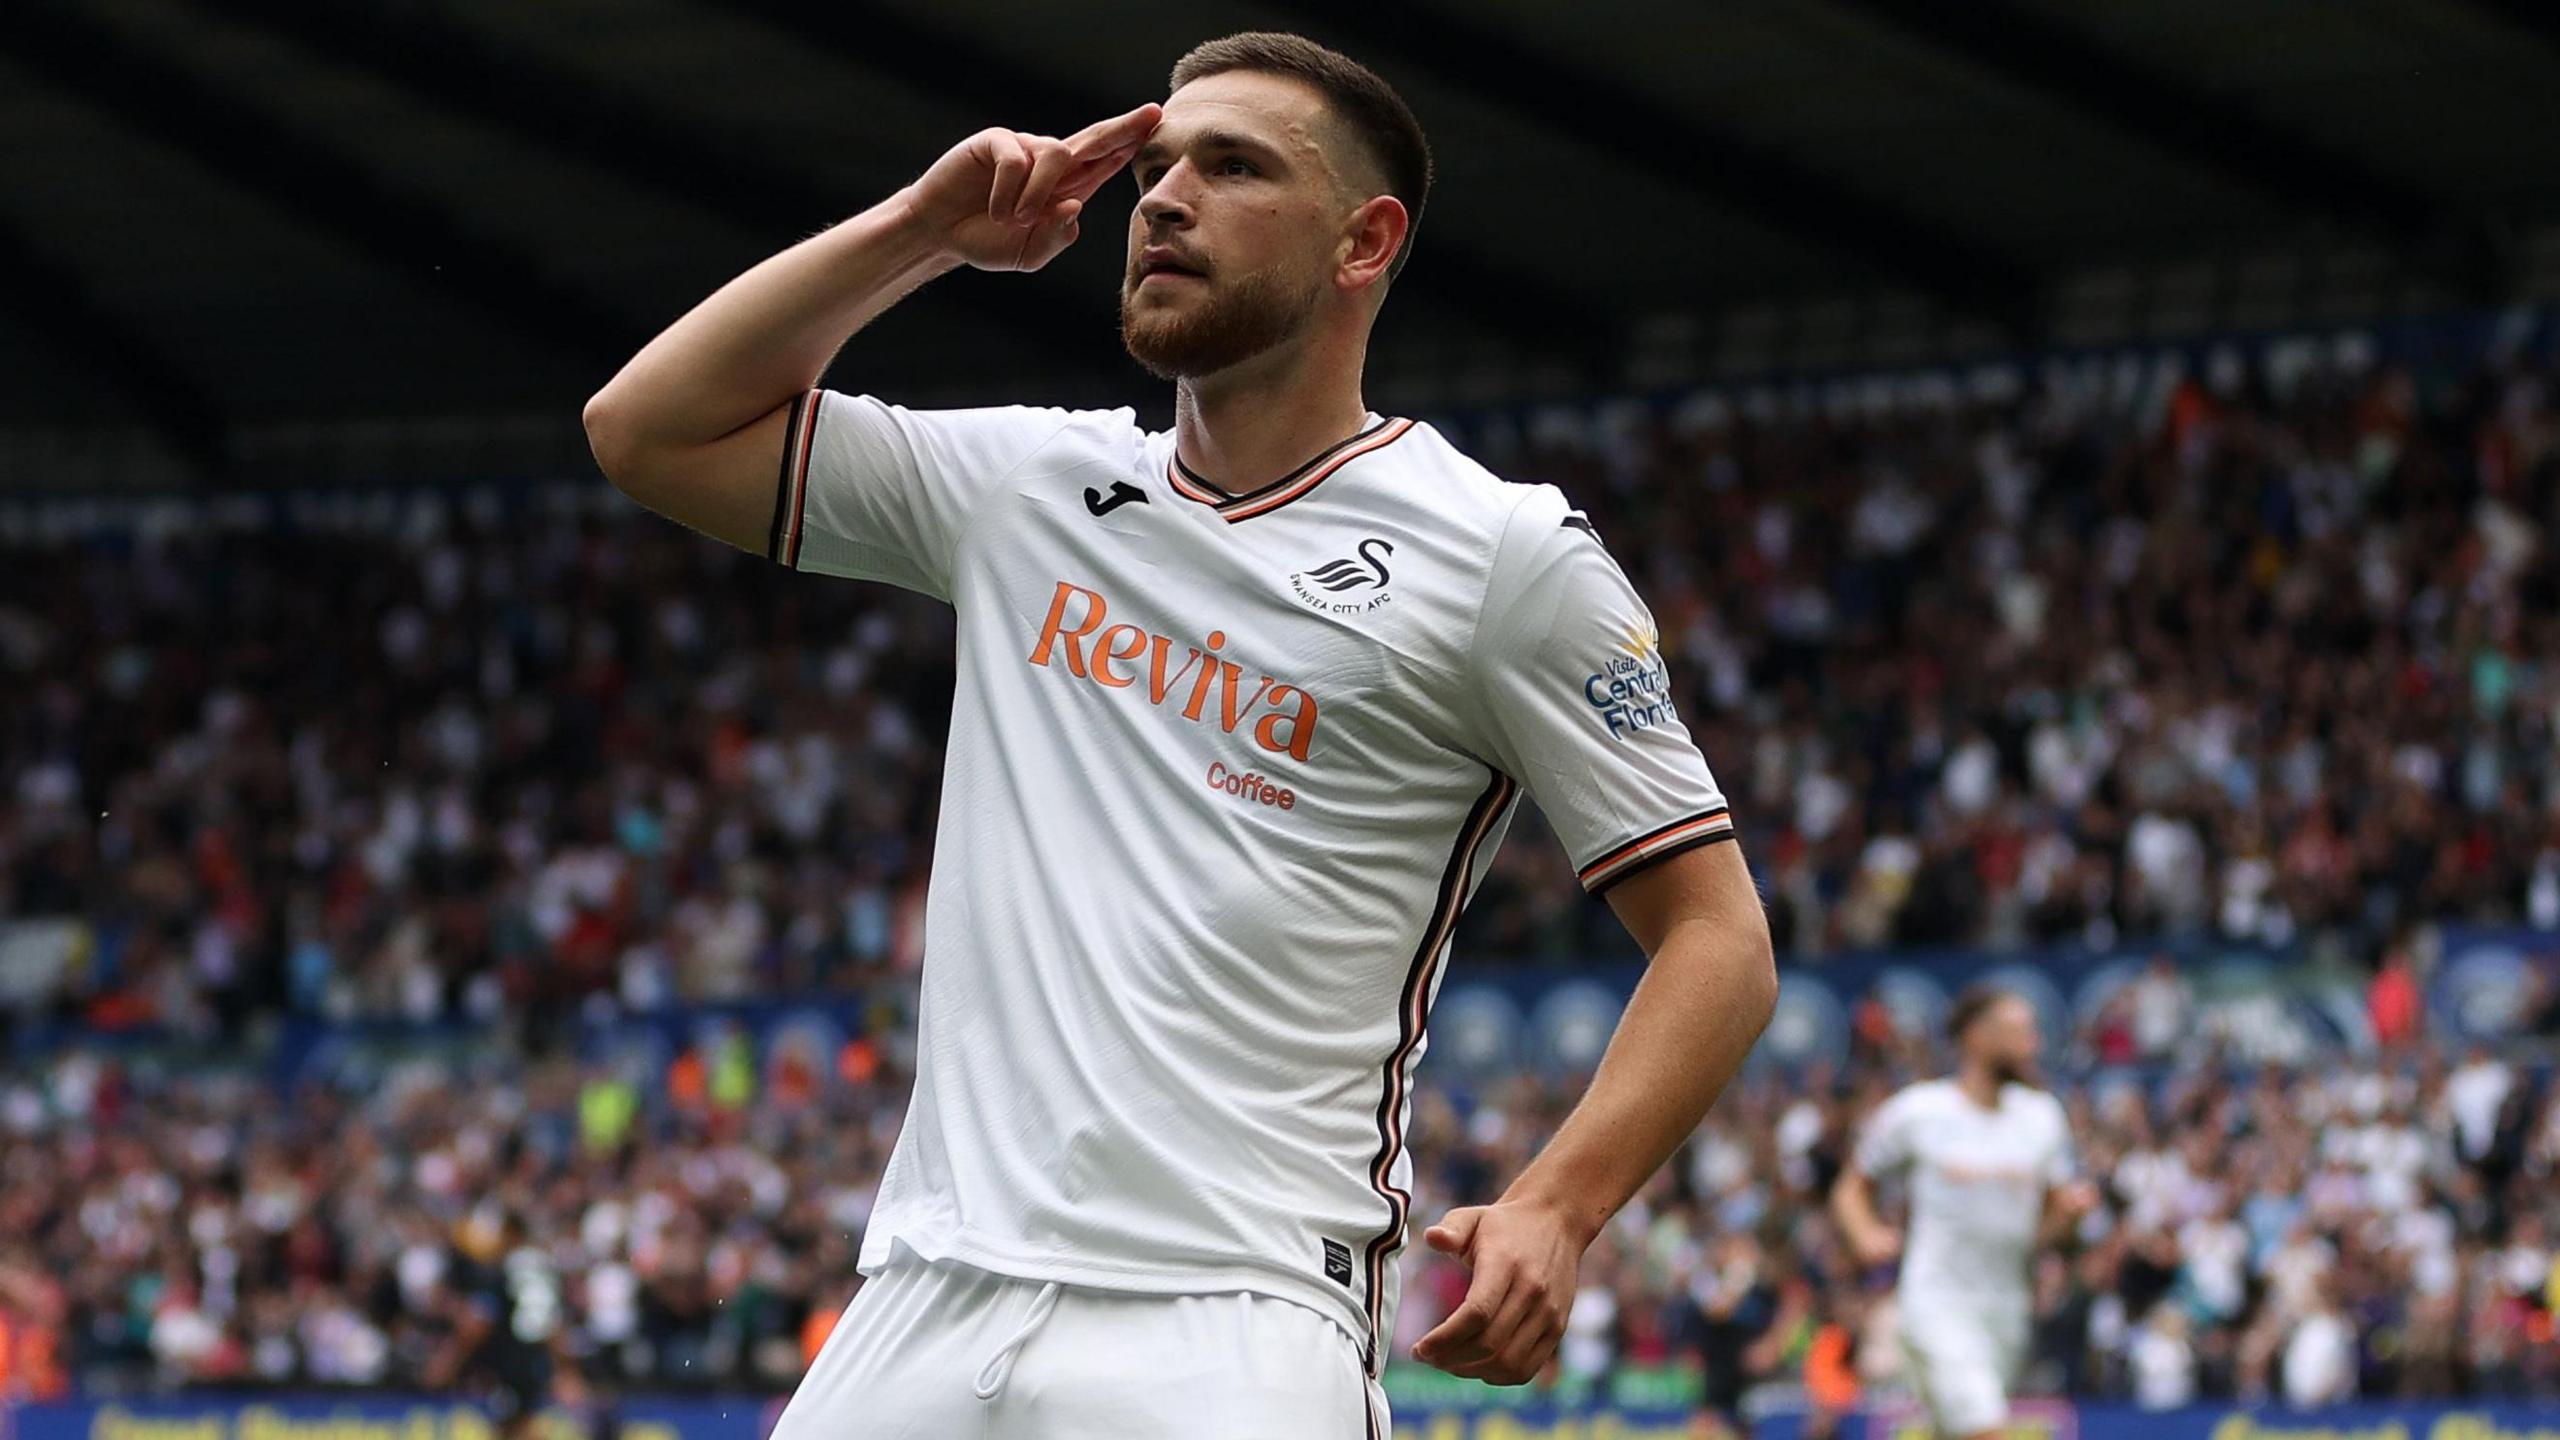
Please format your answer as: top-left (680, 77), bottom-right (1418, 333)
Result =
top-left (1336, 195), bottom-right (1408, 294)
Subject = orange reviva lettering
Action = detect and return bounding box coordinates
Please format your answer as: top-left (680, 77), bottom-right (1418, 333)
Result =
top-left (1254, 684), bottom-right (1319, 761)
top-left (1092, 623), bottom-right (1148, 688)
top-left (1146, 634), bottom-right (1204, 704)
top-left (1028, 583), bottom-right (1321, 760)
top-left (1027, 581), bottom-right (1107, 675)
top-left (1181, 630), bottom-right (1228, 721)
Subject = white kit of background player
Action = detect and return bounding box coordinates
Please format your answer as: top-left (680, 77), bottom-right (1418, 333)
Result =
top-left (1835, 988), bottom-right (2090, 1440)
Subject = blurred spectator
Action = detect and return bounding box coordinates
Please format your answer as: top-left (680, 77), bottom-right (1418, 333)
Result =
top-left (2369, 943), bottom-right (2425, 1053)
top-left (2447, 1044), bottom-right (2514, 1164)
top-left (2281, 1278), bottom-right (2357, 1408)
top-left (0, 1256), bottom-right (68, 1401)
top-left (2129, 954), bottom-right (2194, 1062)
top-left (2128, 1304), bottom-right (2196, 1410)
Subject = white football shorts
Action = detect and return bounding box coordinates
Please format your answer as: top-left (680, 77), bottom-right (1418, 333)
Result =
top-left (1896, 1303), bottom-right (2029, 1437)
top-left (772, 1239), bottom-right (1391, 1438)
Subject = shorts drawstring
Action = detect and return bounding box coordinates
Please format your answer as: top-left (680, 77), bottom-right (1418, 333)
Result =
top-left (970, 1280), bottom-right (1062, 1401)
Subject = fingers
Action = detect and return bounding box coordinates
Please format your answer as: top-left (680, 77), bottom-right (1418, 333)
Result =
top-left (1478, 1306), bottom-right (1566, 1386)
top-left (993, 125), bottom-right (1130, 229)
top-left (1011, 137), bottom-right (1079, 225)
top-left (1410, 1205), bottom-right (1578, 1386)
top-left (1449, 1307), bottom-right (1563, 1386)
top-left (1012, 198), bottom-right (1084, 273)
top-left (1463, 1269), bottom-right (1548, 1371)
top-left (1430, 1275), bottom-right (1565, 1386)
top-left (1066, 101), bottom-right (1162, 161)
top-left (1413, 1258), bottom-right (1514, 1369)
top-left (1425, 1208), bottom-right (1484, 1256)
top-left (1464, 1260), bottom-right (1556, 1373)
top-left (1414, 1206), bottom-right (1570, 1382)
top-left (977, 105), bottom-right (1158, 237)
top-left (1413, 1245), bottom-right (1505, 1363)
top-left (986, 132), bottom-right (1034, 225)
top-left (1057, 139), bottom-right (1145, 207)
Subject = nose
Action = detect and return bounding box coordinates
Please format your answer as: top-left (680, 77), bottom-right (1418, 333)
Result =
top-left (1138, 166), bottom-right (1194, 232)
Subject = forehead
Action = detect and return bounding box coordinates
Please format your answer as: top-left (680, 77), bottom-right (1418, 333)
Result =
top-left (1153, 70), bottom-right (1331, 153)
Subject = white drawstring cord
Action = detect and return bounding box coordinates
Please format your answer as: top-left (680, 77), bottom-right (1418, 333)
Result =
top-left (970, 1280), bottom-right (1062, 1401)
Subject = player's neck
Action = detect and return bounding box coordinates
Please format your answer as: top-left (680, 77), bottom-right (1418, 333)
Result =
top-left (1171, 340), bottom-right (1372, 496)
top-left (1954, 1063), bottom-right (2004, 1110)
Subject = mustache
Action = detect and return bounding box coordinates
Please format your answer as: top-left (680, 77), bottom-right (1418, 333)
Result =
top-left (1128, 252), bottom-right (1212, 284)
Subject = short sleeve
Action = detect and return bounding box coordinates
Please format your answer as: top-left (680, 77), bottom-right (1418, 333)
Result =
top-left (1853, 1088), bottom-right (1921, 1181)
top-left (1463, 484), bottom-right (1732, 895)
top-left (766, 388), bottom-right (1079, 601)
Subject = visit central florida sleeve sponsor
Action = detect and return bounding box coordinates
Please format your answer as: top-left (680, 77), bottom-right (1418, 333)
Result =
top-left (1463, 483), bottom-right (1732, 895)
top-left (767, 388), bottom-right (1080, 600)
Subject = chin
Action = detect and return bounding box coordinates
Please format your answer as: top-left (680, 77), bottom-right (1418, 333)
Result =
top-left (1120, 313), bottom-right (1258, 382)
top-left (1118, 266), bottom-right (1315, 382)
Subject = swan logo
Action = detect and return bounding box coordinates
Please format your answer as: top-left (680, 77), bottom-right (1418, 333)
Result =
top-left (1288, 537), bottom-right (1396, 615)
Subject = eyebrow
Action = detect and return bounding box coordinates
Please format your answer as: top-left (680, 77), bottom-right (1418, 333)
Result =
top-left (1133, 127), bottom-right (1289, 168)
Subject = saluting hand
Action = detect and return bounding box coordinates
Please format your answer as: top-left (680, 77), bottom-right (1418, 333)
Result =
top-left (899, 103), bottom-right (1161, 274)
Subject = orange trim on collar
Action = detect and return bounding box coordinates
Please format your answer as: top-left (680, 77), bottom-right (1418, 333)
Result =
top-left (1165, 417), bottom-right (1416, 523)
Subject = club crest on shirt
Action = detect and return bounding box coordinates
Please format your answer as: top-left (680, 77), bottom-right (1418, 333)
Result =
top-left (1584, 619), bottom-right (1678, 739)
top-left (1288, 536), bottom-right (1396, 615)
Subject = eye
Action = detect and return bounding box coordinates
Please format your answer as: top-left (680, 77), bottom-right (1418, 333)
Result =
top-left (1218, 157), bottom-right (1258, 177)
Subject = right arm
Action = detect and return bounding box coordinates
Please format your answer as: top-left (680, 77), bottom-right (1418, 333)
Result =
top-left (580, 104), bottom-right (1160, 553)
top-left (1827, 1165), bottom-right (1903, 1269)
top-left (1830, 1090), bottom-right (1912, 1268)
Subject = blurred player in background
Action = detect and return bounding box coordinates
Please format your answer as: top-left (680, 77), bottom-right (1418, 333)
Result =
top-left (1830, 987), bottom-right (2097, 1440)
top-left (584, 27), bottom-right (1775, 1440)
top-left (434, 1206), bottom-right (565, 1440)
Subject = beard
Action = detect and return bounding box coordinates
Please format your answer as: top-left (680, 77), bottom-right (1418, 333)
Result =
top-left (1120, 260), bottom-right (1323, 380)
top-left (1989, 1052), bottom-right (2042, 1088)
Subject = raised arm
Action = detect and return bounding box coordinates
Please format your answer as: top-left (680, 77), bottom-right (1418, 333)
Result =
top-left (580, 104), bottom-right (1160, 551)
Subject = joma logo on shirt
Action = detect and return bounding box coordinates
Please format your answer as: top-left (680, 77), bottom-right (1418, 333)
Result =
top-left (1027, 581), bottom-right (1320, 761)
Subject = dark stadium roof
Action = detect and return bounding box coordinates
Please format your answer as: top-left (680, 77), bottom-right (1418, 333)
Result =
top-left (7, 0), bottom-right (2560, 486)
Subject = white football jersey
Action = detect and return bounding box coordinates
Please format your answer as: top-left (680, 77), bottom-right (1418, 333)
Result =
top-left (769, 389), bottom-right (1732, 1372)
top-left (1853, 1079), bottom-right (2076, 1320)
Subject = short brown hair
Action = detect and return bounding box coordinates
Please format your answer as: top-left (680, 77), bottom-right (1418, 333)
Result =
top-left (1946, 983), bottom-right (2014, 1045)
top-left (1168, 32), bottom-right (1432, 281)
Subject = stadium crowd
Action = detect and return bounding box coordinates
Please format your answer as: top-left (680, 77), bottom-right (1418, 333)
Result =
top-left (2, 334), bottom-right (2560, 1413)
top-left (6, 344), bottom-right (2560, 1031)
top-left (0, 1024), bottom-right (2554, 1412)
